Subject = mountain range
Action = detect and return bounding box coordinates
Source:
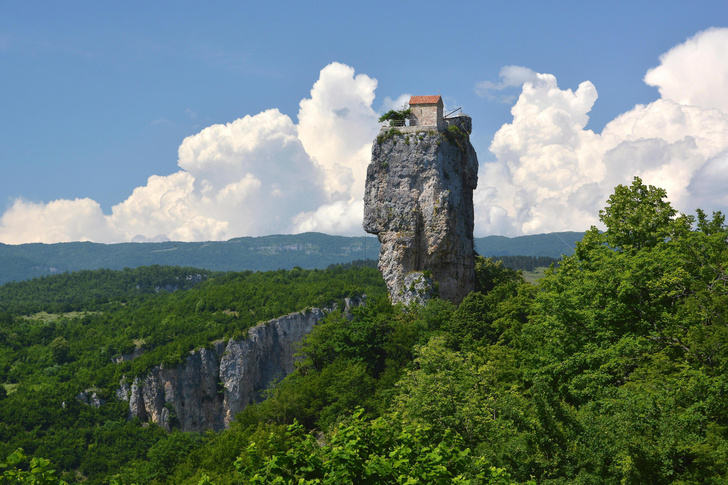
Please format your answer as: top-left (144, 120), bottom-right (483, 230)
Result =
top-left (0, 231), bottom-right (584, 285)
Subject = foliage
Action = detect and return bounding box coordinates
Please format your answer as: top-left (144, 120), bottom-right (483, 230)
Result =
top-left (599, 176), bottom-right (679, 251)
top-left (473, 257), bottom-right (523, 294)
top-left (0, 265), bottom-right (213, 314)
top-left (0, 265), bottom-right (386, 484)
top-left (1, 448), bottom-right (68, 484)
top-left (519, 177), bottom-right (728, 482)
top-left (376, 127), bottom-right (403, 145)
top-left (377, 108), bottom-right (411, 124)
top-left (492, 255), bottom-right (559, 272)
top-left (443, 124), bottom-right (470, 153)
top-left (236, 410), bottom-right (523, 484)
top-left (2, 177), bottom-right (728, 484)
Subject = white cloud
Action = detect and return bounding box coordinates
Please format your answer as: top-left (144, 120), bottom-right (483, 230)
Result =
top-left (109, 171), bottom-right (230, 242)
top-left (644, 28), bottom-right (728, 113)
top-left (110, 107), bottom-right (332, 241)
top-left (475, 27), bottom-right (728, 236)
top-left (689, 152), bottom-right (728, 208)
top-left (380, 94), bottom-right (411, 112)
top-left (475, 65), bottom-right (539, 102)
top-left (0, 63), bottom-right (378, 243)
top-left (296, 62), bottom-right (379, 202)
top-left (0, 198), bottom-right (121, 244)
top-left (292, 199), bottom-right (365, 235)
top-left (289, 62), bottom-right (381, 235)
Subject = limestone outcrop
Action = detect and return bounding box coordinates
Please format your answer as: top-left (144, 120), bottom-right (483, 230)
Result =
top-left (117, 299), bottom-right (362, 432)
top-left (363, 117), bottom-right (478, 304)
top-left (76, 389), bottom-right (105, 408)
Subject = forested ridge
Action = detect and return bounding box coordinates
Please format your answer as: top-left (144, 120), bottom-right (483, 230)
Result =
top-left (2, 177), bottom-right (727, 484)
top-left (0, 232), bottom-right (579, 285)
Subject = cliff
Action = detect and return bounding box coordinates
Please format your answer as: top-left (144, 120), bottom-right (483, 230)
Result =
top-left (117, 299), bottom-right (361, 432)
top-left (363, 118), bottom-right (478, 304)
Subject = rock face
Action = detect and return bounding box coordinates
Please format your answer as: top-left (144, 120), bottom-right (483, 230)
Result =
top-left (363, 118), bottom-right (478, 304)
top-left (76, 389), bottom-right (105, 408)
top-left (117, 302), bottom-right (360, 432)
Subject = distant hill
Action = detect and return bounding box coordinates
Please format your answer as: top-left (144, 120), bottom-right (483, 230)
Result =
top-left (0, 231), bottom-right (585, 285)
top-left (475, 231), bottom-right (584, 258)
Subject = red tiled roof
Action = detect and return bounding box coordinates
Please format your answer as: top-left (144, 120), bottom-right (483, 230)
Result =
top-left (409, 95), bottom-right (442, 105)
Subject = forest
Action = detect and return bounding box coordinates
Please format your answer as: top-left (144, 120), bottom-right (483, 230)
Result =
top-left (1, 177), bottom-right (727, 484)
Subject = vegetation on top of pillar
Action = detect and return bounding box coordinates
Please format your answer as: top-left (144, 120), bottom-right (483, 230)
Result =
top-left (378, 107), bottom-right (411, 124)
top-left (376, 127), bottom-right (404, 145)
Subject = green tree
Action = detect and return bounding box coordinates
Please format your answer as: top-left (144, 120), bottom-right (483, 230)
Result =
top-left (522, 180), bottom-right (728, 482)
top-left (391, 337), bottom-right (543, 479)
top-left (1, 448), bottom-right (68, 484)
top-left (236, 409), bottom-right (524, 484)
top-left (378, 107), bottom-right (411, 124)
top-left (49, 337), bottom-right (70, 365)
top-left (473, 257), bottom-right (523, 294)
top-left (146, 431), bottom-right (203, 481)
top-left (599, 176), bottom-right (678, 251)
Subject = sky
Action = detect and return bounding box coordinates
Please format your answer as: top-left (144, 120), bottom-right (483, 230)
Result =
top-left (1, 1), bottom-right (728, 244)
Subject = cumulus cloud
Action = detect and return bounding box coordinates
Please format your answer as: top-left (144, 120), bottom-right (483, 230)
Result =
top-left (0, 198), bottom-right (121, 244)
top-left (103, 106), bottom-right (332, 242)
top-left (689, 152), bottom-right (728, 208)
top-left (292, 199), bottom-right (365, 235)
top-left (0, 62), bottom-right (379, 243)
top-left (286, 63), bottom-right (389, 235)
top-left (474, 27), bottom-right (728, 237)
top-left (644, 28), bottom-right (728, 113)
top-left (476, 73), bottom-right (603, 235)
top-left (296, 62), bottom-right (379, 204)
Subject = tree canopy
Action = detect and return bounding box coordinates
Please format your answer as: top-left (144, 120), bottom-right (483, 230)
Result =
top-left (1, 177), bottom-right (727, 484)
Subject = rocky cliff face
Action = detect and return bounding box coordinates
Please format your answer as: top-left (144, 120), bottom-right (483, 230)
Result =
top-left (363, 118), bottom-right (478, 304)
top-left (117, 301), bottom-right (359, 432)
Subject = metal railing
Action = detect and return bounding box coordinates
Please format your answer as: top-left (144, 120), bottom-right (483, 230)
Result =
top-left (385, 119), bottom-right (416, 127)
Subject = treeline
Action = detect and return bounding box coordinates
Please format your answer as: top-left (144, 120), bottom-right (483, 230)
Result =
top-left (328, 257), bottom-right (556, 273)
top-left (491, 255), bottom-right (558, 272)
top-left (0, 265), bottom-right (214, 315)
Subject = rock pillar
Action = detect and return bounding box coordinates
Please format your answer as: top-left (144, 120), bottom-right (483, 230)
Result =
top-left (363, 119), bottom-right (478, 304)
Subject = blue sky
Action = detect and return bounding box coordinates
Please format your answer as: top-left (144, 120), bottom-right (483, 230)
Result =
top-left (2, 1), bottom-right (728, 243)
